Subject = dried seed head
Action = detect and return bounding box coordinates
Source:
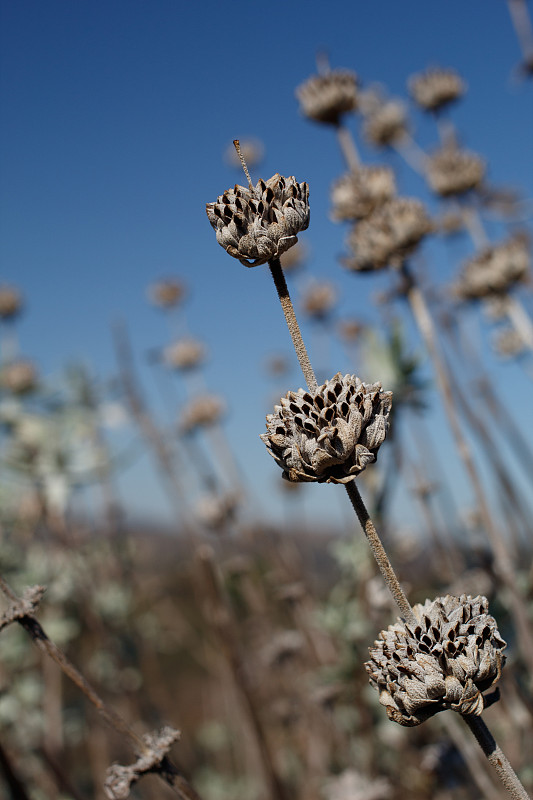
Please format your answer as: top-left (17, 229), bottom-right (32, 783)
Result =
top-left (338, 318), bottom-right (366, 343)
top-left (0, 286), bottom-right (23, 320)
top-left (280, 241), bottom-right (307, 273)
top-left (180, 395), bottom-right (225, 433)
top-left (163, 338), bottom-right (206, 371)
top-left (454, 234), bottom-right (531, 301)
top-left (261, 373), bottom-right (392, 484)
top-left (261, 630), bottom-right (305, 668)
top-left (365, 594), bottom-right (506, 727)
top-left (344, 199), bottom-right (432, 272)
top-left (435, 210), bottom-right (465, 237)
top-left (363, 101), bottom-right (409, 147)
top-left (301, 281), bottom-right (338, 321)
top-left (265, 353), bottom-right (291, 377)
top-left (195, 491), bottom-right (239, 530)
top-left (331, 166), bottom-right (396, 222)
top-left (206, 173), bottom-right (310, 267)
top-left (149, 279), bottom-right (186, 309)
top-left (1, 360), bottom-right (38, 395)
top-left (492, 327), bottom-right (525, 359)
top-left (296, 69), bottom-right (359, 125)
top-left (425, 145), bottom-right (485, 197)
top-left (409, 67), bottom-right (466, 112)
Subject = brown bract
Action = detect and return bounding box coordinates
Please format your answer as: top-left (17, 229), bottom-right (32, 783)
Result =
top-left (455, 235), bottom-right (531, 300)
top-left (409, 67), bottom-right (466, 112)
top-left (331, 166), bottom-right (396, 222)
top-left (261, 373), bottom-right (392, 484)
top-left (425, 146), bottom-right (485, 197)
top-left (206, 175), bottom-right (309, 267)
top-left (365, 594), bottom-right (506, 727)
top-left (296, 69), bottom-right (359, 124)
top-left (344, 198), bottom-right (431, 272)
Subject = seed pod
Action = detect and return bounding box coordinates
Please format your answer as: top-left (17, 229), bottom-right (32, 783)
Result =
top-left (409, 67), bottom-right (466, 112)
top-left (164, 338), bottom-right (206, 371)
top-left (331, 167), bottom-right (396, 222)
top-left (363, 101), bottom-right (409, 148)
top-left (180, 395), bottom-right (225, 433)
top-left (300, 281), bottom-right (337, 321)
top-left (206, 174), bottom-right (309, 267)
top-left (365, 594), bottom-right (506, 727)
top-left (425, 145), bottom-right (485, 197)
top-left (261, 373), bottom-right (392, 484)
top-left (149, 279), bottom-right (186, 309)
top-left (455, 234), bottom-right (530, 300)
top-left (0, 286), bottom-right (23, 320)
top-left (296, 69), bottom-right (359, 125)
top-left (344, 199), bottom-right (431, 272)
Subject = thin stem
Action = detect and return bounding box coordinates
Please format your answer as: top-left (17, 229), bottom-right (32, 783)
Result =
top-left (392, 134), bottom-right (427, 175)
top-left (506, 294), bottom-right (533, 352)
top-left (268, 258), bottom-right (318, 392)
top-left (335, 123), bottom-right (360, 170)
top-left (344, 481), bottom-right (417, 626)
top-left (462, 715), bottom-right (530, 799)
top-left (507, 0), bottom-right (533, 66)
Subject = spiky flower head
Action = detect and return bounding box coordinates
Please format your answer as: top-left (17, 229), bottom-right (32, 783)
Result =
top-left (425, 146), bottom-right (485, 197)
top-left (296, 69), bottom-right (359, 125)
top-left (301, 281), bottom-right (337, 321)
top-left (261, 373), bottom-right (392, 484)
top-left (149, 279), bottom-right (186, 309)
top-left (363, 101), bottom-right (409, 148)
top-left (365, 594), bottom-right (506, 727)
top-left (206, 174), bottom-right (309, 267)
top-left (454, 234), bottom-right (530, 301)
top-left (180, 395), bottom-right (225, 433)
top-left (1, 360), bottom-right (38, 395)
top-left (331, 167), bottom-right (396, 222)
top-left (344, 199), bottom-right (431, 272)
top-left (409, 67), bottom-right (466, 112)
top-left (164, 338), bottom-right (206, 371)
top-left (0, 286), bottom-right (23, 320)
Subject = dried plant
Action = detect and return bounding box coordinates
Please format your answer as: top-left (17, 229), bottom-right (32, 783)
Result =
top-left (408, 67), bottom-right (466, 112)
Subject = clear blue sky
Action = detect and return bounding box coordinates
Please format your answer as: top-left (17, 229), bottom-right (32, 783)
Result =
top-left (1, 1), bottom-right (532, 529)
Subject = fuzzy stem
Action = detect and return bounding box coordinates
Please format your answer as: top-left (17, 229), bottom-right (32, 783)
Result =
top-left (268, 258), bottom-right (318, 392)
top-left (335, 123), bottom-right (360, 170)
top-left (462, 715), bottom-right (530, 799)
top-left (505, 294), bottom-right (533, 352)
top-left (344, 481), bottom-right (417, 626)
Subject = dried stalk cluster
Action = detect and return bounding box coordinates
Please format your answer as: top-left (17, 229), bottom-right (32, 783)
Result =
top-left (366, 595), bottom-right (506, 726)
top-left (206, 174), bottom-right (310, 267)
top-left (362, 100), bottom-right (409, 147)
top-left (295, 69), bottom-right (359, 124)
top-left (455, 235), bottom-right (531, 300)
top-left (330, 166), bottom-right (396, 221)
top-left (425, 145), bottom-right (485, 197)
top-left (261, 373), bottom-right (392, 484)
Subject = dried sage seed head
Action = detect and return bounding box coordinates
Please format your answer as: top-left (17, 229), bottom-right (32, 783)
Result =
top-left (180, 395), bottom-right (225, 433)
top-left (206, 174), bottom-right (309, 267)
top-left (344, 199), bottom-right (431, 272)
top-left (363, 101), bottom-right (409, 148)
top-left (164, 338), bottom-right (206, 371)
top-left (296, 69), bottom-right (359, 125)
top-left (1, 360), bottom-right (38, 395)
top-left (425, 145), bottom-right (485, 197)
top-left (455, 234), bottom-right (530, 301)
top-left (365, 594), bottom-right (506, 727)
top-left (331, 166), bottom-right (396, 222)
top-left (301, 281), bottom-right (338, 321)
top-left (149, 279), bottom-right (186, 309)
top-left (409, 67), bottom-right (466, 112)
top-left (0, 286), bottom-right (23, 320)
top-left (261, 373), bottom-right (392, 484)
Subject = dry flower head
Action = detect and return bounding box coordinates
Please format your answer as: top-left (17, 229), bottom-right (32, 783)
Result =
top-left (0, 286), bottom-right (23, 320)
top-left (1, 360), bottom-right (38, 395)
top-left (261, 372), bottom-right (392, 484)
top-left (366, 594), bottom-right (506, 726)
top-left (409, 67), bottom-right (466, 112)
top-left (331, 167), bottom-right (396, 222)
top-left (363, 101), bottom-right (409, 147)
top-left (163, 338), bottom-right (206, 371)
top-left (425, 145), bottom-right (485, 197)
top-left (180, 395), bottom-right (225, 433)
top-left (301, 281), bottom-right (338, 320)
top-left (149, 279), bottom-right (186, 309)
top-left (455, 234), bottom-right (531, 301)
top-left (296, 69), bottom-right (359, 125)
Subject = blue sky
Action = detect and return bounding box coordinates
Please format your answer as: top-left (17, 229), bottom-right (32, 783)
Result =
top-left (1, 1), bottom-right (532, 530)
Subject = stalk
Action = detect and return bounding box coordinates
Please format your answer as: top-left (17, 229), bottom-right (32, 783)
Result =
top-left (335, 122), bottom-right (360, 170)
top-left (462, 715), bottom-right (530, 800)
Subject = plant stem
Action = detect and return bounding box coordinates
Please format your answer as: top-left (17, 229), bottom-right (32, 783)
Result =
top-left (335, 122), bottom-right (360, 170)
top-left (268, 258), bottom-right (318, 392)
top-left (462, 715), bottom-right (530, 799)
top-left (344, 481), bottom-right (417, 626)
top-left (506, 294), bottom-right (533, 352)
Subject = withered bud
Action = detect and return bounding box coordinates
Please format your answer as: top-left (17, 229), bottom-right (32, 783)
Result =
top-left (261, 373), bottom-right (392, 484)
top-left (409, 67), bottom-right (466, 112)
top-left (425, 145), bottom-right (485, 197)
top-left (1, 360), bottom-right (38, 395)
top-left (365, 594), bottom-right (506, 727)
top-left (331, 167), bottom-right (396, 222)
top-left (180, 395), bottom-right (225, 433)
top-left (163, 338), bottom-right (206, 371)
top-left (296, 69), bottom-right (359, 125)
top-left (0, 286), bottom-right (23, 320)
top-left (454, 234), bottom-right (531, 301)
top-left (206, 174), bottom-right (309, 267)
top-left (301, 281), bottom-right (338, 321)
top-left (344, 199), bottom-right (432, 272)
top-left (363, 101), bottom-right (409, 148)
top-left (149, 279), bottom-right (186, 309)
